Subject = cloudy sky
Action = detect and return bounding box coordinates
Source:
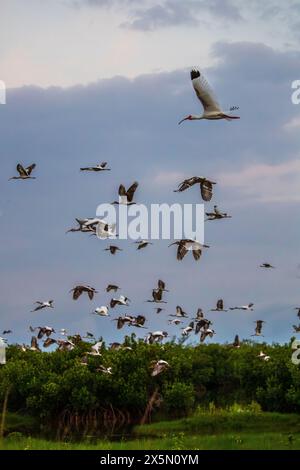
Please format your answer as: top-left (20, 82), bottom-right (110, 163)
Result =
top-left (0, 0), bottom-right (300, 346)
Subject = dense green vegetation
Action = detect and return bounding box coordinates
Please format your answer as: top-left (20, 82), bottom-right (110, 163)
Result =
top-left (0, 337), bottom-right (299, 439)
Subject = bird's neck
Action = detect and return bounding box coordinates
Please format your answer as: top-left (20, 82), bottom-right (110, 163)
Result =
top-left (191, 115), bottom-right (203, 120)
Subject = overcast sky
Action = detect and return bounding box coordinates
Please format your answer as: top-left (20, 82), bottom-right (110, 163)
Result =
top-left (0, 0), bottom-right (300, 347)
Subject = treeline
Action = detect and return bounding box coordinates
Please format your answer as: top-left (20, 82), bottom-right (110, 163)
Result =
top-left (1, 337), bottom-right (300, 425)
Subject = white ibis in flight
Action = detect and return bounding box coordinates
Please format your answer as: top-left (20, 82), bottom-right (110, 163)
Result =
top-left (229, 303), bottom-right (254, 311)
top-left (257, 351), bottom-right (270, 361)
top-left (96, 365), bottom-right (112, 374)
top-left (151, 360), bottom-right (170, 376)
top-left (80, 162), bottom-right (110, 172)
top-left (206, 205), bottom-right (232, 221)
top-left (31, 300), bottom-right (54, 312)
top-left (92, 306), bottom-right (109, 316)
top-left (110, 295), bottom-right (130, 308)
top-left (182, 321), bottom-right (194, 336)
top-left (178, 69), bottom-right (240, 123)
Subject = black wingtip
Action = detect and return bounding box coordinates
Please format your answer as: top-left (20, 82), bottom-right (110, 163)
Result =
top-left (190, 69), bottom-right (200, 80)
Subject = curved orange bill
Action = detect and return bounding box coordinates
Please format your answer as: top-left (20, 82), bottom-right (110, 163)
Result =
top-left (178, 116), bottom-right (190, 125)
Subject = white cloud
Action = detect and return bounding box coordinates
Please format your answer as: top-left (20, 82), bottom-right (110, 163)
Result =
top-left (283, 116), bottom-right (300, 132)
top-left (154, 171), bottom-right (186, 186)
top-left (219, 159), bottom-right (300, 203)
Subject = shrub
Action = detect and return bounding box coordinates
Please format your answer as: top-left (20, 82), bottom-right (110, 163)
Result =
top-left (163, 382), bottom-right (195, 416)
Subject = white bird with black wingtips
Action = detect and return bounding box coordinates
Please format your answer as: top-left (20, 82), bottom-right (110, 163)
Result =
top-left (257, 351), bottom-right (270, 361)
top-left (182, 321), bottom-right (194, 337)
top-left (110, 295), bottom-right (130, 308)
top-left (206, 205), bottom-right (232, 221)
top-left (92, 306), bottom-right (109, 317)
top-left (178, 69), bottom-right (240, 124)
top-left (31, 300), bottom-right (54, 312)
top-left (80, 162), bottom-right (111, 172)
top-left (151, 360), bottom-right (170, 377)
top-left (87, 341), bottom-right (103, 356)
top-left (229, 303), bottom-right (254, 311)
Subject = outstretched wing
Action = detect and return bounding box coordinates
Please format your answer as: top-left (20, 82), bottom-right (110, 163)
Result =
top-left (256, 320), bottom-right (264, 333)
top-left (201, 181), bottom-right (213, 201)
top-left (151, 364), bottom-right (162, 376)
top-left (31, 336), bottom-right (39, 350)
top-left (126, 181), bottom-right (139, 202)
top-left (118, 184), bottom-right (126, 197)
top-left (177, 243), bottom-right (188, 261)
top-left (176, 305), bottom-right (183, 316)
top-left (37, 328), bottom-right (45, 339)
top-left (200, 331), bottom-right (207, 342)
top-left (136, 315), bottom-right (146, 326)
top-left (72, 287), bottom-right (82, 300)
top-left (196, 308), bottom-right (203, 319)
top-left (192, 248), bottom-right (202, 261)
top-left (44, 338), bottom-right (57, 348)
top-left (175, 177), bottom-right (201, 192)
top-left (191, 69), bottom-right (221, 113)
top-left (25, 163), bottom-right (36, 175)
top-left (16, 164), bottom-right (27, 177)
top-left (32, 304), bottom-right (43, 311)
top-left (88, 290), bottom-right (94, 300)
top-left (106, 284), bottom-right (118, 292)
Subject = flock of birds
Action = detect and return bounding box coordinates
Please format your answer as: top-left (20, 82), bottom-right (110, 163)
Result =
top-left (2, 69), bottom-right (298, 375)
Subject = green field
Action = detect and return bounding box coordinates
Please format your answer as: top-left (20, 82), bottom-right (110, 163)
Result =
top-left (1, 408), bottom-right (300, 450)
top-left (1, 432), bottom-right (300, 450)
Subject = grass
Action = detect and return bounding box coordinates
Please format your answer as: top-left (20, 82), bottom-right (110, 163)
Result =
top-left (2, 407), bottom-right (300, 450)
top-left (1, 432), bottom-right (300, 450)
top-left (133, 411), bottom-right (300, 438)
